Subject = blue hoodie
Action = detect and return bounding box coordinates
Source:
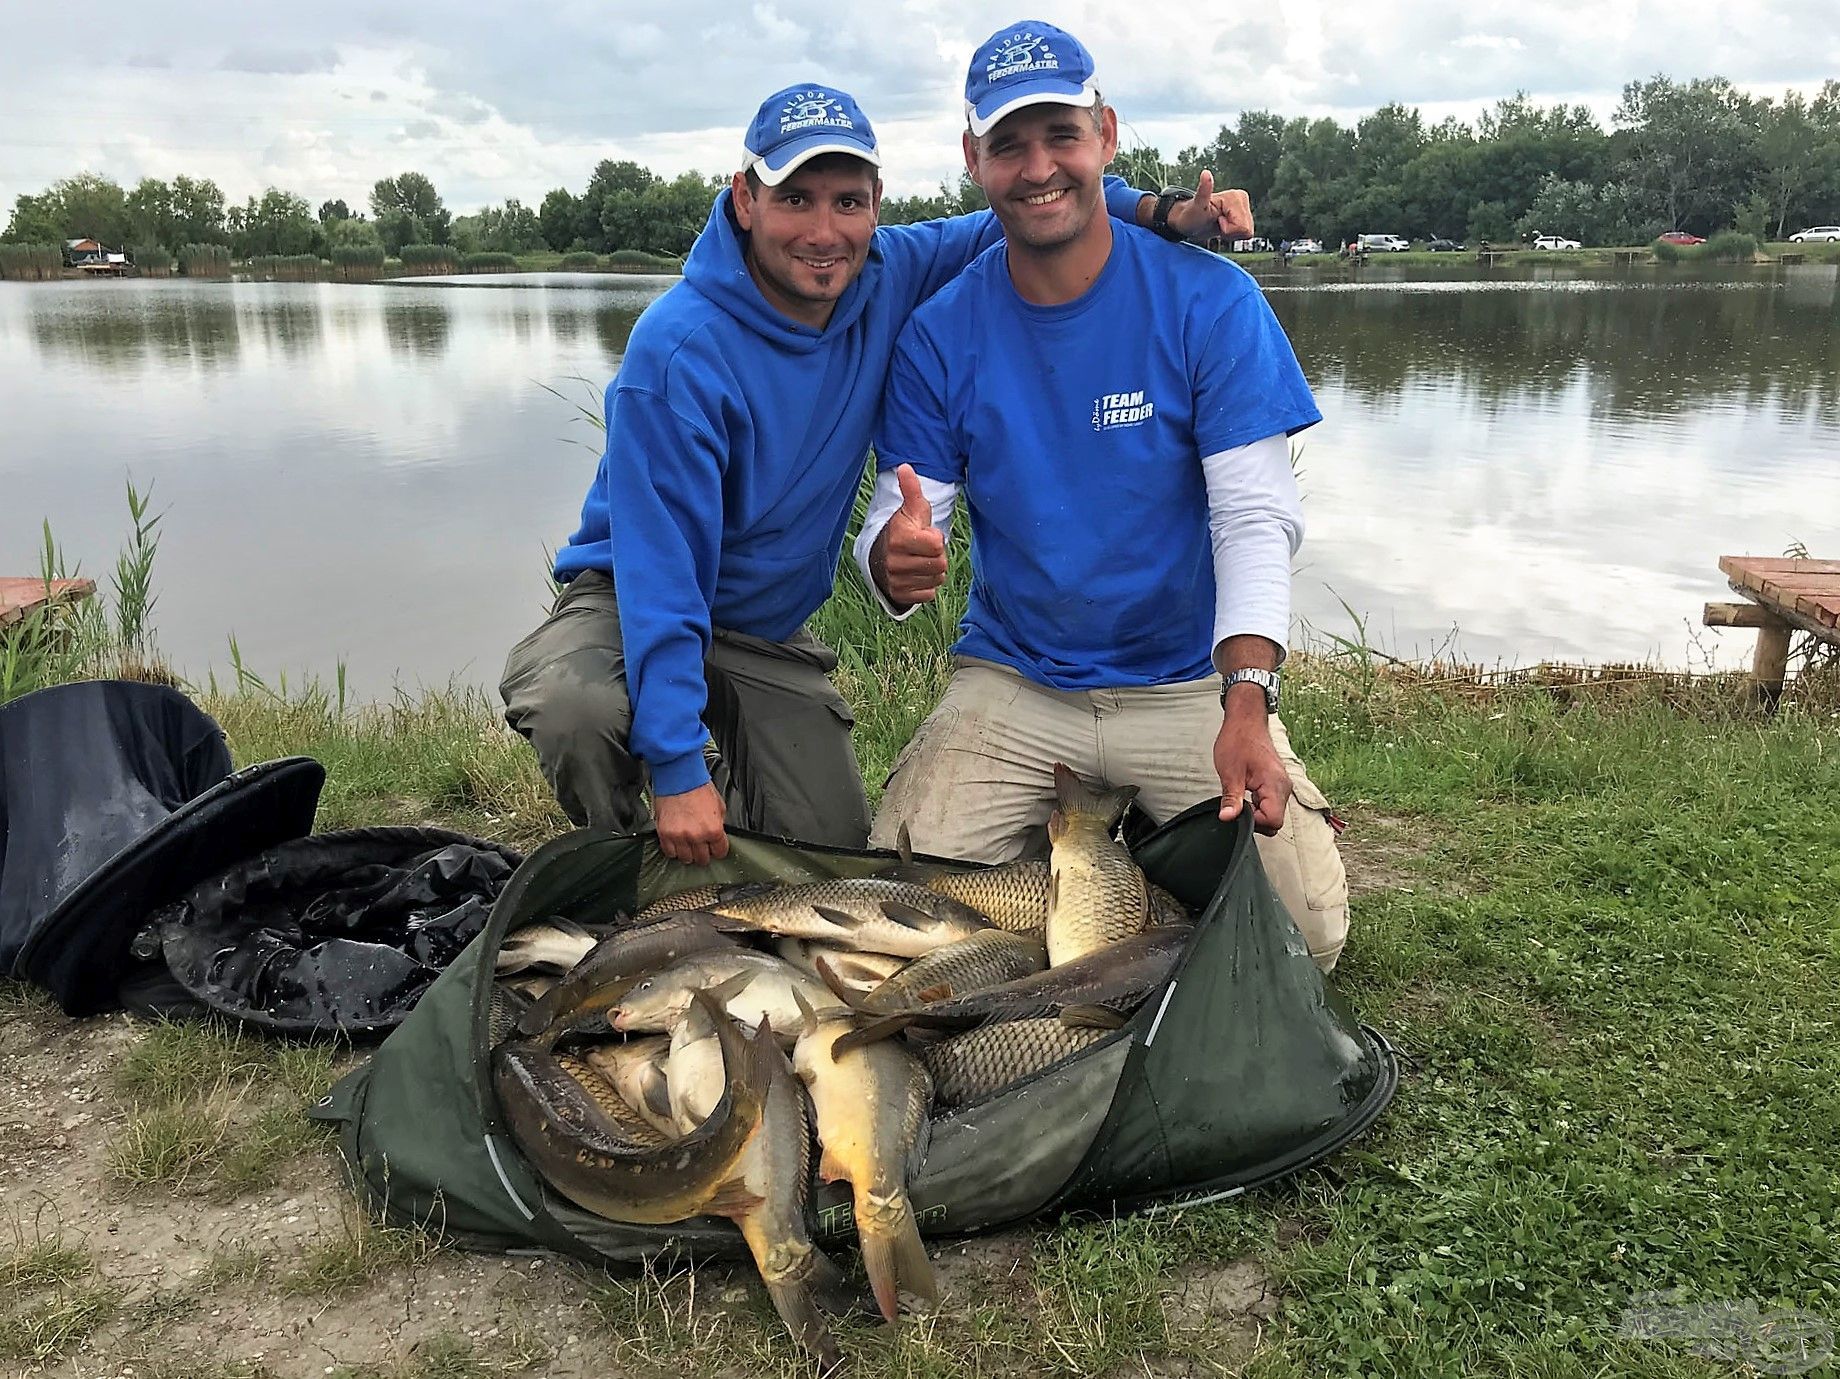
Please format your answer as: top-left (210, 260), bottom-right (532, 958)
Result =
top-left (553, 180), bottom-right (1146, 797)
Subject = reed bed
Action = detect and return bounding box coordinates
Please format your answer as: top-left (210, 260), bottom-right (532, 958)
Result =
top-left (462, 251), bottom-right (519, 272)
top-left (0, 243), bottom-right (63, 281)
top-left (133, 245), bottom-right (174, 277)
top-left (398, 243), bottom-right (459, 273)
top-left (248, 254), bottom-right (328, 282)
top-left (331, 244), bottom-right (386, 281)
top-left (559, 250), bottom-right (601, 270)
top-left (179, 243), bottom-right (231, 278)
top-left (605, 248), bottom-right (683, 273)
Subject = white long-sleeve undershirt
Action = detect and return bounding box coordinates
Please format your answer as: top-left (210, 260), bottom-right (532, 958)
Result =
top-left (852, 432), bottom-right (1304, 669)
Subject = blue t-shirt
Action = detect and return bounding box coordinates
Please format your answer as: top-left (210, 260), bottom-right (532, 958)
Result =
top-left (875, 225), bottom-right (1320, 689)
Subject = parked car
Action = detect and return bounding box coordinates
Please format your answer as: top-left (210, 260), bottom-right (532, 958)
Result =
top-left (1425, 236), bottom-right (1465, 252)
top-left (1533, 235), bottom-right (1582, 250)
top-left (1789, 226), bottom-right (1840, 242)
top-left (1357, 234), bottom-right (1410, 253)
top-left (1228, 237), bottom-right (1273, 253)
top-left (1288, 237), bottom-right (1324, 254)
top-left (1657, 231), bottom-right (1705, 246)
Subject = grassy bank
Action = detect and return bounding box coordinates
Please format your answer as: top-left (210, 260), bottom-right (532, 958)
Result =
top-left (6, 520), bottom-right (1840, 1375)
top-left (1267, 239), bottom-right (1840, 269)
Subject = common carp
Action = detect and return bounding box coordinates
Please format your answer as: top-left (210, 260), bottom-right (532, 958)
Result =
top-left (773, 938), bottom-right (909, 995)
top-left (708, 879), bottom-right (991, 958)
top-left (920, 1017), bottom-right (1117, 1108)
top-left (792, 1000), bottom-right (937, 1324)
top-left (841, 930), bottom-right (1046, 1015)
top-left (1045, 763), bottom-right (1148, 965)
top-left (495, 917), bottom-right (600, 976)
top-left (889, 830), bottom-right (1189, 931)
top-left (516, 911), bottom-right (746, 1040)
top-left (579, 1037), bottom-right (677, 1139)
top-left (635, 879), bottom-right (782, 922)
top-left (611, 952), bottom-right (844, 1039)
top-left (828, 926), bottom-right (1189, 1053)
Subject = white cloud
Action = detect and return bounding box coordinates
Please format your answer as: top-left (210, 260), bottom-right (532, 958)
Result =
top-left (0, 0), bottom-right (1833, 215)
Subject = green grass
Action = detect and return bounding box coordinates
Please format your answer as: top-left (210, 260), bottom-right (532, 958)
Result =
top-left (283, 1213), bottom-right (437, 1296)
top-left (0, 1232), bottom-right (119, 1363)
top-left (107, 1020), bottom-right (344, 1197)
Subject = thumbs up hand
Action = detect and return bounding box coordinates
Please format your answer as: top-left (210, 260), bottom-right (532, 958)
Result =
top-left (1161, 169), bottom-right (1255, 242)
top-left (870, 464), bottom-right (949, 607)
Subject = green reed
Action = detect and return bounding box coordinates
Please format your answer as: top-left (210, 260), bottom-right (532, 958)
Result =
top-left (461, 251), bottom-right (519, 272)
top-left (179, 243), bottom-right (231, 278)
top-left (0, 242), bottom-right (64, 280)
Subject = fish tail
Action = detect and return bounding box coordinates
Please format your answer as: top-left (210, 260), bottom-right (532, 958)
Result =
top-left (738, 1217), bottom-right (845, 1372)
top-left (857, 1188), bottom-right (937, 1323)
top-left (1052, 762), bottom-right (1138, 828)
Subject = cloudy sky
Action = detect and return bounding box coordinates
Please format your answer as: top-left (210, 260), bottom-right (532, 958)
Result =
top-left (3, 0), bottom-right (1835, 216)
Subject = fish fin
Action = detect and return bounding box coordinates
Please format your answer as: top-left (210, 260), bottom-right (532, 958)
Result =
top-left (878, 901), bottom-right (935, 930)
top-left (812, 958), bottom-right (873, 1015)
top-left (858, 1195), bottom-right (937, 1322)
top-left (914, 983), bottom-right (953, 1003)
top-left (701, 1180), bottom-right (767, 1218)
top-left (548, 916), bottom-right (593, 939)
top-left (640, 1071), bottom-right (674, 1123)
top-left (810, 905), bottom-right (860, 935)
top-left (830, 1013), bottom-right (913, 1056)
top-left (703, 970), bottom-right (757, 1007)
top-left (790, 984), bottom-right (821, 1036)
top-left (1046, 867), bottom-right (1059, 912)
top-left (817, 1145), bottom-right (851, 1184)
top-left (1060, 1004), bottom-right (1129, 1031)
top-left (896, 821), bottom-right (914, 866)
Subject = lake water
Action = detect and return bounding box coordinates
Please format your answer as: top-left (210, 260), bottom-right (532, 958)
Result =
top-left (2, 262), bottom-right (1836, 695)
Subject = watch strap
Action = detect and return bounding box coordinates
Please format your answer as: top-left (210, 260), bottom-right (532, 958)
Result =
top-left (1151, 187), bottom-right (1195, 242)
top-left (1220, 668), bottom-right (1280, 712)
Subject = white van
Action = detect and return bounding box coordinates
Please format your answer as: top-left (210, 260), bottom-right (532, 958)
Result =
top-left (1358, 234), bottom-right (1410, 253)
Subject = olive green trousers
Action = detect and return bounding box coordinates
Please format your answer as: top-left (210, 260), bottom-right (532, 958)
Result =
top-left (499, 570), bottom-right (871, 848)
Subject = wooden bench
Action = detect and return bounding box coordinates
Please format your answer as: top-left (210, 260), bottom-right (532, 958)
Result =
top-left (0, 577), bottom-right (96, 631)
top-left (1704, 556), bottom-right (1840, 705)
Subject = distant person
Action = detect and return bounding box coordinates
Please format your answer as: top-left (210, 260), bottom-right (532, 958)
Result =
top-left (855, 21), bottom-right (1349, 968)
top-left (499, 82), bottom-right (1256, 865)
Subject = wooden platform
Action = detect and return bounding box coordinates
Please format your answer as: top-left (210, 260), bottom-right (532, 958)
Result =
top-left (1703, 556), bottom-right (1840, 704)
top-left (0, 577), bottom-right (95, 630)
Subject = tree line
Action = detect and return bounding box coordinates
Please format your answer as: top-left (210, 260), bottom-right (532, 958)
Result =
top-left (6, 74), bottom-right (1839, 261)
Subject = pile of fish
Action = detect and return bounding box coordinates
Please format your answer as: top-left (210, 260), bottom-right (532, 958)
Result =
top-left (491, 764), bottom-right (1192, 1371)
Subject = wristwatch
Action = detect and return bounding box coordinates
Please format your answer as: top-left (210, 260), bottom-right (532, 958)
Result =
top-left (1220, 667), bottom-right (1280, 713)
top-left (1150, 187), bottom-right (1195, 242)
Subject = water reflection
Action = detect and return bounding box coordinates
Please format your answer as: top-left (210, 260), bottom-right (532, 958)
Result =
top-left (27, 289), bottom-right (243, 371)
top-left (1268, 268), bottom-right (1840, 421)
top-left (381, 297), bottom-right (454, 358)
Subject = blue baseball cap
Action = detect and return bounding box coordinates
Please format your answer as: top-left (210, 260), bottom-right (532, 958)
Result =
top-left (742, 84), bottom-right (881, 186)
top-left (964, 21), bottom-right (1099, 137)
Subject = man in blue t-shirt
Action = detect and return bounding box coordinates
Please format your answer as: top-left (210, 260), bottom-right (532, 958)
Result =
top-left (499, 82), bottom-right (1253, 866)
top-left (856, 23), bottom-right (1347, 967)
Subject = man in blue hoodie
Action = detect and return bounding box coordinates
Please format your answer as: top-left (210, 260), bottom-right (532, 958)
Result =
top-left (500, 83), bottom-right (1250, 865)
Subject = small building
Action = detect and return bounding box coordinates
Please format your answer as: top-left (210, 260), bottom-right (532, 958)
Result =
top-left (64, 239), bottom-right (131, 274)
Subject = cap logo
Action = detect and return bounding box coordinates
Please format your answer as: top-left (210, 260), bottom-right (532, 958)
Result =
top-left (779, 89), bottom-right (854, 135)
top-left (986, 31), bottom-right (1060, 82)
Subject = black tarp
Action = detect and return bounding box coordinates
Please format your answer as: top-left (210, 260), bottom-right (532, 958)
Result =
top-left (155, 826), bottom-right (524, 1036)
top-left (0, 680), bottom-right (324, 1014)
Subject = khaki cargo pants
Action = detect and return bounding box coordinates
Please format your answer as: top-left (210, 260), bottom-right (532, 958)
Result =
top-left (499, 570), bottom-right (872, 848)
top-left (869, 659), bottom-right (1349, 970)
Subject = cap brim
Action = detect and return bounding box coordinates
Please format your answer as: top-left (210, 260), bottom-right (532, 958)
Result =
top-left (746, 137), bottom-right (881, 186)
top-left (967, 78), bottom-right (1097, 137)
